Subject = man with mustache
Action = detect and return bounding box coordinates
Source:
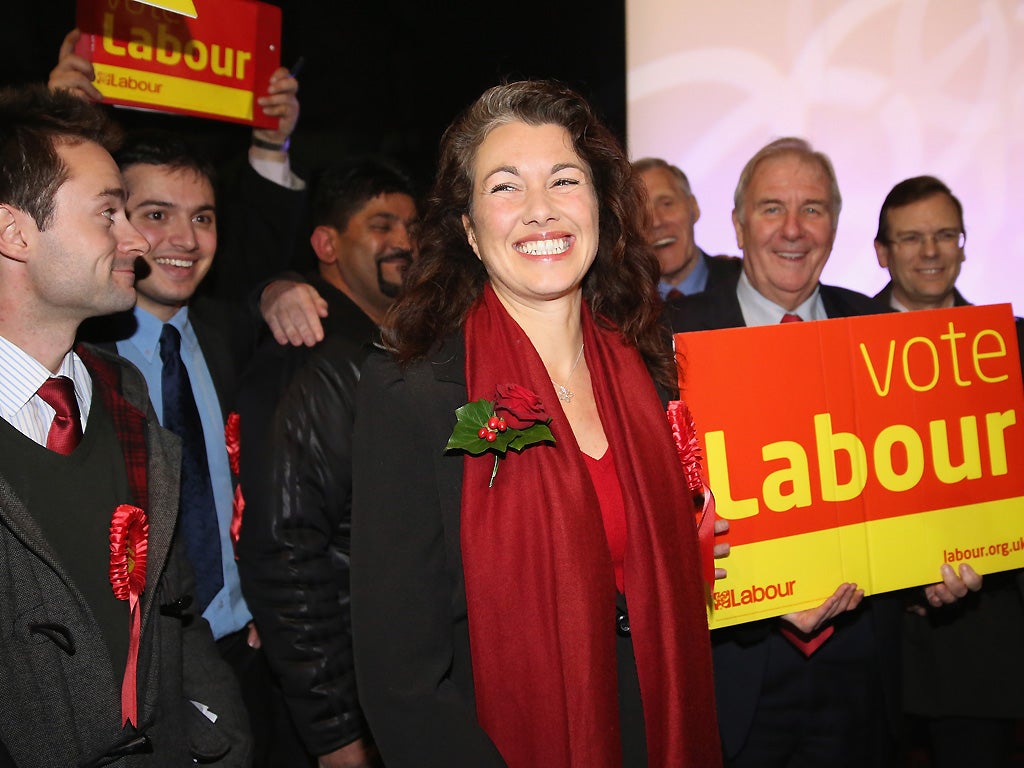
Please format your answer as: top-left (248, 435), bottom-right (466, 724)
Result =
top-left (236, 158), bottom-right (418, 768)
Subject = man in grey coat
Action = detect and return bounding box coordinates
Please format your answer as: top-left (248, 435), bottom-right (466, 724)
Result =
top-left (0, 85), bottom-right (251, 766)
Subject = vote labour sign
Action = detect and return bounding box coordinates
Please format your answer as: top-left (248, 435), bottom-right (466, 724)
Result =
top-left (675, 304), bottom-right (1024, 629)
top-left (75, 0), bottom-right (281, 127)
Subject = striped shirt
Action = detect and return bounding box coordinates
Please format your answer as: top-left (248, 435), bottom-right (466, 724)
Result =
top-left (0, 334), bottom-right (92, 445)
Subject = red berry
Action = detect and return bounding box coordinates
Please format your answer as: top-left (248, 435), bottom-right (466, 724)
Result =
top-left (477, 427), bottom-right (489, 439)
top-left (487, 416), bottom-right (500, 430)
top-left (485, 430), bottom-right (498, 443)
top-left (497, 418), bottom-right (507, 432)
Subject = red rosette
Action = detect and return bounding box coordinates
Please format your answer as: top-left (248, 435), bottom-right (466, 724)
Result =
top-left (225, 411), bottom-right (242, 475)
top-left (109, 503), bottom-right (148, 727)
top-left (666, 401), bottom-right (716, 589)
top-left (110, 503), bottom-right (148, 600)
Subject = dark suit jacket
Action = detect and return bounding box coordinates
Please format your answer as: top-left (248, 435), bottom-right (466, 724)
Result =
top-left (703, 252), bottom-right (744, 295)
top-left (873, 281), bottom-right (970, 309)
top-left (0, 345), bottom-right (249, 767)
top-left (350, 335), bottom-right (510, 767)
top-left (666, 276), bottom-right (902, 759)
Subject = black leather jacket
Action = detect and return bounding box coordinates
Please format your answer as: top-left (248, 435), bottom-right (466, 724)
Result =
top-left (236, 284), bottom-right (378, 757)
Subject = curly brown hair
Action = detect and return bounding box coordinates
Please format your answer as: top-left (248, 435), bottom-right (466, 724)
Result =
top-left (385, 79), bottom-right (674, 388)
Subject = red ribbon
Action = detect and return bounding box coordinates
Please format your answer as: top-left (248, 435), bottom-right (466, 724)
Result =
top-left (109, 503), bottom-right (148, 727)
top-left (224, 412), bottom-right (245, 559)
top-left (224, 412), bottom-right (242, 475)
top-left (666, 401), bottom-right (717, 588)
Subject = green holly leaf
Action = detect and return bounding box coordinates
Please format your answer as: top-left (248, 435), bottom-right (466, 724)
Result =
top-left (445, 399), bottom-right (495, 454)
top-left (444, 393), bottom-right (557, 485)
top-left (508, 423), bottom-right (555, 452)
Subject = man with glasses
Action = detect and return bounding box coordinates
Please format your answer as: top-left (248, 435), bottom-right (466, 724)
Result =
top-left (874, 175), bottom-right (1024, 768)
top-left (873, 175), bottom-right (967, 311)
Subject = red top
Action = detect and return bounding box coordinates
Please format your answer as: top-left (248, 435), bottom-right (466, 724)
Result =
top-left (583, 448), bottom-right (627, 594)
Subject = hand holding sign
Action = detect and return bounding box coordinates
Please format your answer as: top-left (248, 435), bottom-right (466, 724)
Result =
top-left (251, 66), bottom-right (300, 157)
top-left (49, 29), bottom-right (103, 101)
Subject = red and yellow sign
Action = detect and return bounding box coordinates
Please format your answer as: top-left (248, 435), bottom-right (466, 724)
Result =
top-left (676, 304), bottom-right (1024, 629)
top-left (75, 0), bottom-right (281, 127)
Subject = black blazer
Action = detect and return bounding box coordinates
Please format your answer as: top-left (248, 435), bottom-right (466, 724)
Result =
top-left (666, 278), bottom-right (902, 758)
top-left (350, 334), bottom-right (508, 767)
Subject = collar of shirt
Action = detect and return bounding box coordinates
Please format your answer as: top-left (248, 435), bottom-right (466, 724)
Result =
top-left (127, 304), bottom-right (193, 362)
top-left (0, 333), bottom-right (92, 437)
top-left (659, 249), bottom-right (710, 299)
top-left (889, 295), bottom-right (910, 312)
top-left (736, 270), bottom-right (826, 327)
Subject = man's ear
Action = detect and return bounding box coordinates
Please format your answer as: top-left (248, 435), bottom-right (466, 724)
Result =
top-left (310, 225), bottom-right (338, 265)
top-left (874, 239), bottom-right (890, 269)
top-left (731, 209), bottom-right (744, 251)
top-left (462, 213), bottom-right (481, 261)
top-left (0, 205), bottom-right (32, 263)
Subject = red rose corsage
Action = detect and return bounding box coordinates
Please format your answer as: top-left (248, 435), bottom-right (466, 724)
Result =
top-left (109, 503), bottom-right (149, 727)
top-left (225, 412), bottom-right (245, 557)
top-left (446, 385), bottom-right (555, 487)
top-left (666, 401), bottom-right (717, 589)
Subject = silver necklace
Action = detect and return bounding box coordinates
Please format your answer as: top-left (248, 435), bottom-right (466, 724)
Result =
top-left (551, 343), bottom-right (585, 403)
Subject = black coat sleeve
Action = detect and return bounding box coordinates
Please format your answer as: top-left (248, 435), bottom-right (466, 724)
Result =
top-left (236, 337), bottom-right (368, 756)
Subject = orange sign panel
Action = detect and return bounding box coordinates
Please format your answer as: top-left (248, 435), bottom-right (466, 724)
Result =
top-left (676, 304), bottom-right (1024, 628)
top-left (75, 0), bottom-right (281, 127)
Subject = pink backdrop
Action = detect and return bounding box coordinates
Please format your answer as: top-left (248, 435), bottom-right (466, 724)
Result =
top-left (627, 0), bottom-right (1023, 313)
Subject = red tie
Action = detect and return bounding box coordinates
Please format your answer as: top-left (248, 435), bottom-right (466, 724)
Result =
top-left (777, 312), bottom-right (834, 653)
top-left (37, 376), bottom-right (83, 455)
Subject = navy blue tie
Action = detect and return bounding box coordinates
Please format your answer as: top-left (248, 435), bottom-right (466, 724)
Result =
top-left (159, 324), bottom-right (223, 612)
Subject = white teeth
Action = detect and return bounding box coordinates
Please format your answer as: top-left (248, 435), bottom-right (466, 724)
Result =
top-left (515, 237), bottom-right (571, 256)
top-left (156, 257), bottom-right (194, 268)
top-left (777, 252), bottom-right (804, 260)
top-left (653, 237), bottom-right (677, 248)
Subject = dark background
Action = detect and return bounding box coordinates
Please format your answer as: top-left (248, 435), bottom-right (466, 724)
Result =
top-left (3, 1), bottom-right (626, 190)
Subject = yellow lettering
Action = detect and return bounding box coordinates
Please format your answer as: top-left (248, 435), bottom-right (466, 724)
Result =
top-left (874, 424), bottom-right (924, 492)
top-left (939, 322), bottom-right (970, 387)
top-left (814, 414), bottom-right (868, 502)
top-left (705, 431), bottom-right (760, 519)
top-left (127, 26), bottom-right (153, 61)
top-left (973, 329), bottom-right (1009, 383)
top-left (859, 340), bottom-right (896, 397)
top-left (985, 410), bottom-right (1016, 475)
top-left (235, 50), bottom-right (252, 80)
top-left (903, 336), bottom-right (940, 392)
top-left (156, 24), bottom-right (181, 65)
top-left (930, 416), bottom-right (982, 483)
top-left (211, 45), bottom-right (234, 77)
top-left (102, 13), bottom-right (127, 56)
top-left (184, 39), bottom-right (208, 71)
top-left (761, 440), bottom-right (811, 511)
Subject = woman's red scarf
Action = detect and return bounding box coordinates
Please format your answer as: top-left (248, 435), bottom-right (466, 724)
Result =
top-left (461, 285), bottom-right (721, 767)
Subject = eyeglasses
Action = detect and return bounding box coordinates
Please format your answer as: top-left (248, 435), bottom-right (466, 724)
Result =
top-left (888, 229), bottom-right (965, 251)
